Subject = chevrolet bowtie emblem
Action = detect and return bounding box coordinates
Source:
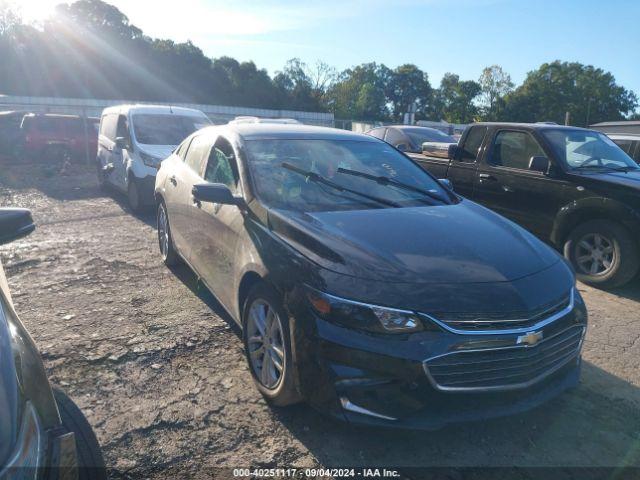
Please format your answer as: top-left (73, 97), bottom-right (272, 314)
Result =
top-left (517, 331), bottom-right (543, 346)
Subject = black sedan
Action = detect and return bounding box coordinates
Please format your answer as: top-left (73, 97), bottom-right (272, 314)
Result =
top-left (154, 124), bottom-right (587, 428)
top-left (0, 208), bottom-right (105, 478)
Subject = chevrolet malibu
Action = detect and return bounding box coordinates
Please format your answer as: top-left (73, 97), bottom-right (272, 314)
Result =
top-left (154, 124), bottom-right (587, 428)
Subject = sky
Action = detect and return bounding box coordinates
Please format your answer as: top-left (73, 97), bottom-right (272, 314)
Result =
top-left (11, 0), bottom-right (640, 96)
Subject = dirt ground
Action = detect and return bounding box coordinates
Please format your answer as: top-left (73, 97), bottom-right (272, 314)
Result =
top-left (0, 164), bottom-right (639, 478)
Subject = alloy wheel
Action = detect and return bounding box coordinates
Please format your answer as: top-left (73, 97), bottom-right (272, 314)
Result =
top-left (575, 233), bottom-right (615, 276)
top-left (157, 204), bottom-right (169, 259)
top-left (246, 299), bottom-right (285, 390)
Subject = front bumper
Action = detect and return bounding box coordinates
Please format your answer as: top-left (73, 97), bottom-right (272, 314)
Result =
top-left (0, 403), bottom-right (77, 480)
top-left (296, 294), bottom-right (587, 430)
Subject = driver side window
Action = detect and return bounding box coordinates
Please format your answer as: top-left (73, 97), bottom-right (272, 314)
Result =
top-left (489, 130), bottom-right (545, 170)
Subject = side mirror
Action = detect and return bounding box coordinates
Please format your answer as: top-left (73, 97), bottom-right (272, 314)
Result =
top-left (0, 208), bottom-right (35, 246)
top-left (529, 156), bottom-right (550, 174)
top-left (439, 178), bottom-right (453, 191)
top-left (447, 144), bottom-right (461, 160)
top-left (192, 183), bottom-right (243, 206)
top-left (115, 137), bottom-right (128, 150)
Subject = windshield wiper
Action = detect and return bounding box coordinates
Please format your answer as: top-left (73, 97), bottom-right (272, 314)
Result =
top-left (281, 163), bottom-right (401, 208)
top-left (337, 167), bottom-right (448, 204)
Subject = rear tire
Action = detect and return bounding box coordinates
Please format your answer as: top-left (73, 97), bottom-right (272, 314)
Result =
top-left (242, 283), bottom-right (302, 407)
top-left (564, 219), bottom-right (639, 288)
top-left (53, 388), bottom-right (106, 480)
top-left (157, 201), bottom-right (180, 266)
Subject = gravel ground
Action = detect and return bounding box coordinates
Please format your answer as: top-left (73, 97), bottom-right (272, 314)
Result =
top-left (0, 164), bottom-right (639, 478)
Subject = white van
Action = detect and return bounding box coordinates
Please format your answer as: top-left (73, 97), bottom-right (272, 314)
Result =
top-left (97, 105), bottom-right (211, 211)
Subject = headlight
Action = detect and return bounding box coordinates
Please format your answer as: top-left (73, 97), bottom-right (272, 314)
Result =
top-left (140, 151), bottom-right (162, 168)
top-left (2, 402), bottom-right (45, 476)
top-left (305, 287), bottom-right (423, 334)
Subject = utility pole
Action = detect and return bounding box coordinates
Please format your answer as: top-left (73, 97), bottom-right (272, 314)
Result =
top-left (564, 111), bottom-right (571, 126)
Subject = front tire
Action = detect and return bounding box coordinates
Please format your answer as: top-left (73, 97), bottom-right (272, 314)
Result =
top-left (96, 160), bottom-right (107, 190)
top-left (157, 201), bottom-right (180, 266)
top-left (242, 283), bottom-right (302, 406)
top-left (53, 388), bottom-right (106, 480)
top-left (127, 175), bottom-right (143, 213)
top-left (564, 219), bottom-right (639, 288)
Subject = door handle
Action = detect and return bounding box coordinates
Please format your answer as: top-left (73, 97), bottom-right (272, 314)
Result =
top-left (478, 173), bottom-right (497, 181)
top-left (169, 175), bottom-right (177, 186)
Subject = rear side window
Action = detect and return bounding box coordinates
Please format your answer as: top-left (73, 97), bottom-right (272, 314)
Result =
top-left (613, 139), bottom-right (634, 154)
top-left (633, 141), bottom-right (640, 164)
top-left (100, 114), bottom-right (118, 140)
top-left (489, 130), bottom-right (546, 170)
top-left (460, 126), bottom-right (487, 162)
top-left (368, 128), bottom-right (386, 140)
top-left (62, 118), bottom-right (83, 133)
top-left (384, 128), bottom-right (407, 147)
top-left (183, 135), bottom-right (210, 175)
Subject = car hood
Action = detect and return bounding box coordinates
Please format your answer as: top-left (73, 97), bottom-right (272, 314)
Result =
top-left (268, 200), bottom-right (560, 284)
top-left (573, 169), bottom-right (640, 189)
top-left (137, 144), bottom-right (176, 159)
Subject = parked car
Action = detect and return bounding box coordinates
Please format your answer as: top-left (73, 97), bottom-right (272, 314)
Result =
top-left (605, 134), bottom-right (640, 165)
top-left (154, 123), bottom-right (587, 428)
top-left (15, 114), bottom-right (98, 165)
top-left (97, 105), bottom-right (211, 212)
top-left (229, 116), bottom-right (301, 125)
top-left (416, 122), bottom-right (640, 288)
top-left (0, 208), bottom-right (105, 478)
top-left (365, 125), bottom-right (457, 153)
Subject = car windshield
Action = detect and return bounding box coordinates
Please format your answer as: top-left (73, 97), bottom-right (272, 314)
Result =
top-left (542, 129), bottom-right (639, 171)
top-left (132, 114), bottom-right (210, 145)
top-left (403, 128), bottom-right (456, 148)
top-left (245, 139), bottom-right (452, 212)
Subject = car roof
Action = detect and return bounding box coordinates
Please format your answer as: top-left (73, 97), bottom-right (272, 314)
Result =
top-left (385, 125), bottom-right (446, 131)
top-left (101, 104), bottom-right (208, 117)
top-left (203, 123), bottom-right (378, 142)
top-left (472, 122), bottom-right (592, 132)
top-left (606, 133), bottom-right (640, 140)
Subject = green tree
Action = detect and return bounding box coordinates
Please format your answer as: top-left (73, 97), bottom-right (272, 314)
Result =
top-left (430, 73), bottom-right (481, 123)
top-left (503, 61), bottom-right (638, 125)
top-left (478, 65), bottom-right (513, 120)
top-left (386, 64), bottom-right (431, 120)
top-left (327, 63), bottom-right (392, 120)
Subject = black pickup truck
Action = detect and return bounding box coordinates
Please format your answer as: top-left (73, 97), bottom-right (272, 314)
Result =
top-left (409, 122), bottom-right (640, 288)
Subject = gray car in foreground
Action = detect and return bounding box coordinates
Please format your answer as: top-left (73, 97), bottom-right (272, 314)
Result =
top-left (0, 208), bottom-right (105, 479)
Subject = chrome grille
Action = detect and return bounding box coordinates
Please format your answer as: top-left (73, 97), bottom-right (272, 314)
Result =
top-left (423, 325), bottom-right (585, 392)
top-left (426, 292), bottom-right (572, 331)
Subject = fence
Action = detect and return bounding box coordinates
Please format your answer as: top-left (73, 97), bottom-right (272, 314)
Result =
top-left (0, 95), bottom-right (335, 127)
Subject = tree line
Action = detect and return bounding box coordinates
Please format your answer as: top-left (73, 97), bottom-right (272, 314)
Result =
top-left (0, 0), bottom-right (637, 126)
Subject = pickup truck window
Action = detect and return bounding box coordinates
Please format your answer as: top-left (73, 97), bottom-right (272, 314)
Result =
top-left (489, 130), bottom-right (545, 170)
top-left (460, 126), bottom-right (487, 162)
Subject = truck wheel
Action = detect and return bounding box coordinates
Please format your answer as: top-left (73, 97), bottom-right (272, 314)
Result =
top-left (242, 283), bottom-right (303, 407)
top-left (53, 388), bottom-right (106, 480)
top-left (564, 219), bottom-right (639, 288)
